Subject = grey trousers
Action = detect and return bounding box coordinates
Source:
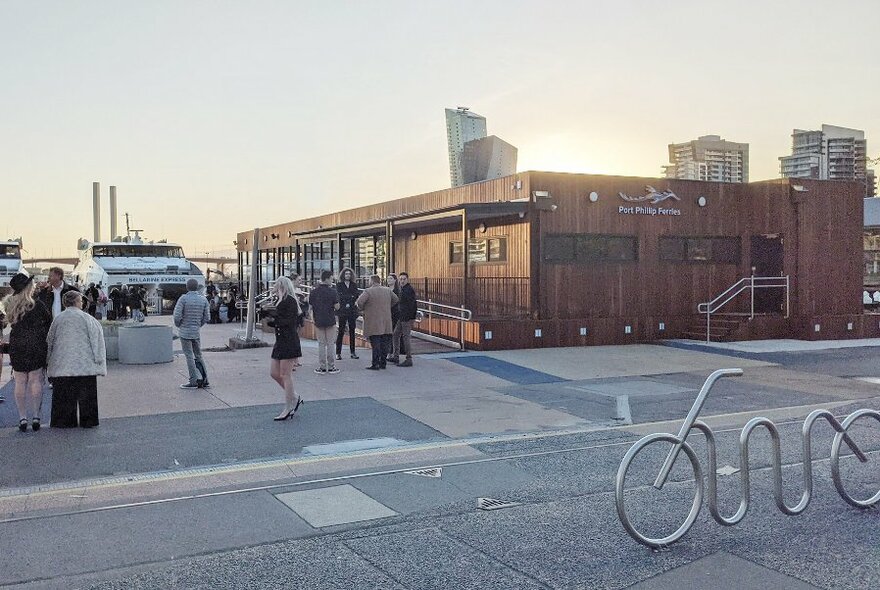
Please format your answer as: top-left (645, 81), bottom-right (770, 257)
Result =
top-left (316, 326), bottom-right (336, 370)
top-left (393, 320), bottom-right (413, 360)
top-left (180, 337), bottom-right (207, 385)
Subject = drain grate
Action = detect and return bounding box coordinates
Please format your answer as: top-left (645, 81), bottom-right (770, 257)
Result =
top-left (406, 467), bottom-right (442, 478)
top-left (476, 497), bottom-right (520, 511)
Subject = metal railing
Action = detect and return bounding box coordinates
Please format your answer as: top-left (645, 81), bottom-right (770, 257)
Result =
top-left (697, 275), bottom-right (789, 342)
top-left (615, 368), bottom-right (880, 549)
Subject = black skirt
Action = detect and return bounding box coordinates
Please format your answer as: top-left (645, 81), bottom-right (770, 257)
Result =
top-left (271, 326), bottom-right (302, 360)
top-left (51, 375), bottom-right (99, 428)
top-left (8, 302), bottom-right (52, 373)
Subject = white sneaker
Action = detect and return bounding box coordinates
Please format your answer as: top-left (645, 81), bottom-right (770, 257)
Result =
top-left (314, 368), bottom-right (327, 374)
top-left (327, 367), bottom-right (340, 374)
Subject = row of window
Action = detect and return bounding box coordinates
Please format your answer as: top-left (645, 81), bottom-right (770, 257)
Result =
top-left (449, 238), bottom-right (508, 263)
top-left (542, 234), bottom-right (742, 264)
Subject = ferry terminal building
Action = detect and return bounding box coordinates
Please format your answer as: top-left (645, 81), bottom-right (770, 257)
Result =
top-left (236, 171), bottom-right (865, 350)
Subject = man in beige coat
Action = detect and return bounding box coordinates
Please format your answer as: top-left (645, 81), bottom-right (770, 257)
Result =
top-left (355, 274), bottom-right (398, 370)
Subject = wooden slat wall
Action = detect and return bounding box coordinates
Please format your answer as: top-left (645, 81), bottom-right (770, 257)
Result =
top-left (528, 172), bottom-right (863, 321)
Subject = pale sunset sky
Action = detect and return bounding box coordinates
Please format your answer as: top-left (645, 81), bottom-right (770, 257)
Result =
top-left (2, 0), bottom-right (877, 260)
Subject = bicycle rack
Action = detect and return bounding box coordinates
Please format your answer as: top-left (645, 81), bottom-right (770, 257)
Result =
top-left (615, 368), bottom-right (880, 549)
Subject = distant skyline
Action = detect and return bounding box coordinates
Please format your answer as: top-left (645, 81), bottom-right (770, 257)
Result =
top-left (2, 1), bottom-right (878, 258)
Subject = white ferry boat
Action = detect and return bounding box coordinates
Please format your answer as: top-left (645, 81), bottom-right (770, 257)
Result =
top-left (0, 239), bottom-right (26, 292)
top-left (73, 232), bottom-right (204, 299)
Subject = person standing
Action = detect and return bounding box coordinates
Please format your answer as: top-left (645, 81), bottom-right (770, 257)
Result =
top-left (95, 282), bottom-right (108, 320)
top-left (308, 270), bottom-right (340, 374)
top-left (85, 283), bottom-right (99, 317)
top-left (392, 272), bottom-right (417, 367)
top-left (128, 286), bottom-right (144, 322)
top-left (335, 268), bottom-right (360, 360)
top-left (289, 273), bottom-right (308, 368)
top-left (173, 278), bottom-right (211, 389)
top-left (267, 277), bottom-right (303, 420)
top-left (47, 291), bottom-right (107, 428)
top-left (386, 273), bottom-right (401, 364)
top-left (37, 267), bottom-right (80, 320)
top-left (3, 273), bottom-right (52, 432)
top-left (355, 274), bottom-right (398, 370)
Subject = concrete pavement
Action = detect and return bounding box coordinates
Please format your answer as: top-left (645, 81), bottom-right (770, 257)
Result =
top-left (0, 318), bottom-right (878, 588)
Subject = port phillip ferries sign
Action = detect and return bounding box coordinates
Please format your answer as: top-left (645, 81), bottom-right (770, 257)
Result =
top-left (618, 186), bottom-right (682, 217)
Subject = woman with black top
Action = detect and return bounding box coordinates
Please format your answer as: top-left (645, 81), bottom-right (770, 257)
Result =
top-left (267, 276), bottom-right (303, 421)
top-left (2, 273), bottom-right (52, 432)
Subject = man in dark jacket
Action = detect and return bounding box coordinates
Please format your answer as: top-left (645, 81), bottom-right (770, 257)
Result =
top-left (37, 267), bottom-right (80, 319)
top-left (391, 272), bottom-right (418, 366)
top-left (335, 267), bottom-right (360, 360)
top-left (308, 270), bottom-right (340, 374)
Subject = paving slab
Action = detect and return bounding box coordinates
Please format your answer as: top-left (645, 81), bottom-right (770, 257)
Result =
top-left (344, 527), bottom-right (550, 590)
top-left (474, 344), bottom-right (771, 381)
top-left (382, 391), bottom-right (587, 438)
top-left (0, 491), bottom-right (312, 587)
top-left (275, 483), bottom-right (398, 528)
top-left (620, 550), bottom-right (821, 589)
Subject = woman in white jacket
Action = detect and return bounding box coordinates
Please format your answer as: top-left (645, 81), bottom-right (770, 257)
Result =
top-left (47, 290), bottom-right (107, 428)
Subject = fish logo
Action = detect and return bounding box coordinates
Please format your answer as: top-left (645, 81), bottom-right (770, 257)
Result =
top-left (619, 186), bottom-right (681, 204)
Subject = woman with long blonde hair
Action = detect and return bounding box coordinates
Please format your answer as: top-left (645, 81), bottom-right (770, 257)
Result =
top-left (266, 276), bottom-right (303, 421)
top-left (3, 274), bottom-right (52, 432)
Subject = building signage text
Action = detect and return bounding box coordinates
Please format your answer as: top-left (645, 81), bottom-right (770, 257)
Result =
top-left (618, 205), bottom-right (682, 216)
top-left (617, 186), bottom-right (682, 217)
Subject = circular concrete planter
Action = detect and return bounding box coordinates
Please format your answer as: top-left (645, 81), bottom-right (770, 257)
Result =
top-left (101, 322), bottom-right (121, 361)
top-left (118, 325), bottom-right (173, 365)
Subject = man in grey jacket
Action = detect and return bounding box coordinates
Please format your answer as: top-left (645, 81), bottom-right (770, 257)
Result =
top-left (173, 279), bottom-right (211, 389)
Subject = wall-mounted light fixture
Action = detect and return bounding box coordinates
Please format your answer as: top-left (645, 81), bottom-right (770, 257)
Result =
top-left (410, 231), bottom-right (417, 241)
top-left (533, 190), bottom-right (557, 212)
top-left (478, 223), bottom-right (487, 233)
top-left (263, 236), bottom-right (268, 242)
top-left (270, 233), bottom-right (279, 240)
top-left (288, 231), bottom-right (294, 238)
top-left (589, 191), bottom-right (599, 203)
top-left (697, 196), bottom-right (707, 207)
top-left (232, 240), bottom-right (238, 246)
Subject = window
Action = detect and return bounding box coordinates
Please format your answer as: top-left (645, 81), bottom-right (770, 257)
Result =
top-left (449, 238), bottom-right (508, 263)
top-left (660, 236), bottom-right (741, 264)
top-left (543, 234), bottom-right (637, 263)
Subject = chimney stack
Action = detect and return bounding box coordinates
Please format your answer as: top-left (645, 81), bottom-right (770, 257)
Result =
top-left (109, 186), bottom-right (118, 240)
top-left (92, 182), bottom-right (101, 242)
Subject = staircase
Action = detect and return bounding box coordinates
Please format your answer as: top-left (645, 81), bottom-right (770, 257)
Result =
top-left (681, 314), bottom-right (746, 342)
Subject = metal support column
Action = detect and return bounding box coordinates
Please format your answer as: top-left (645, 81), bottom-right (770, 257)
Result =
top-left (461, 209), bottom-right (468, 314)
top-left (386, 221), bottom-right (394, 274)
top-left (245, 228), bottom-right (260, 342)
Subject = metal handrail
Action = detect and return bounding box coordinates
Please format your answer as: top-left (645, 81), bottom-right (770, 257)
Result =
top-left (698, 275), bottom-right (790, 343)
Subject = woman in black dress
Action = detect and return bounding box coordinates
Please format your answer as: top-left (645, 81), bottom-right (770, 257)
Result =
top-left (3, 274), bottom-right (52, 432)
top-left (267, 276), bottom-right (303, 421)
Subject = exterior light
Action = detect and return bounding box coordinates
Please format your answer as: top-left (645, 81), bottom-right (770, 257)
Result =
top-left (698, 196), bottom-right (707, 207)
top-left (478, 223), bottom-right (487, 233)
top-left (410, 231), bottom-right (417, 241)
top-left (589, 191), bottom-right (599, 202)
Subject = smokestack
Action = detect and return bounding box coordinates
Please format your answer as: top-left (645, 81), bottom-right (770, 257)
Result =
top-left (109, 185), bottom-right (118, 240)
top-left (92, 182), bottom-right (101, 242)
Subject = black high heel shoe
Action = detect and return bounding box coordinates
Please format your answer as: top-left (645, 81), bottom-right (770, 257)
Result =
top-left (293, 396), bottom-right (304, 415)
top-left (32, 418), bottom-right (40, 432)
top-left (18, 419), bottom-right (27, 432)
top-left (273, 408), bottom-right (294, 421)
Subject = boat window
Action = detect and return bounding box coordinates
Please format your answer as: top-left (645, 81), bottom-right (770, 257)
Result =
top-left (92, 246), bottom-right (185, 258)
top-left (0, 245), bottom-right (21, 259)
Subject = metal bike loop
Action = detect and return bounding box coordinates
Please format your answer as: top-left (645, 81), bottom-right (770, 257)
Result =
top-left (615, 368), bottom-right (880, 549)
